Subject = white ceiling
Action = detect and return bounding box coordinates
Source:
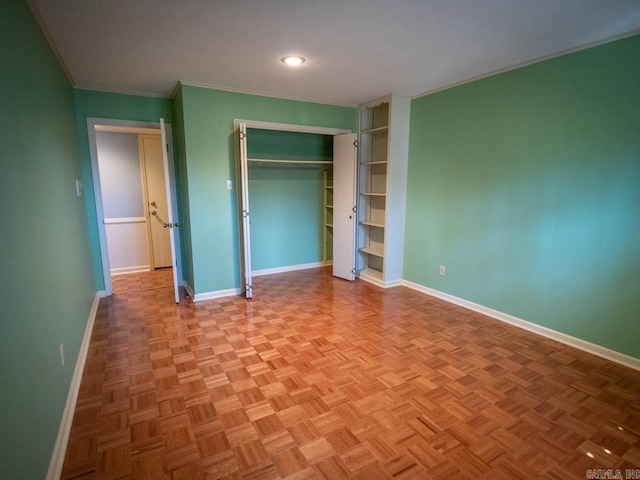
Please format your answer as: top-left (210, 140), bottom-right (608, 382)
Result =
top-left (28, 0), bottom-right (640, 106)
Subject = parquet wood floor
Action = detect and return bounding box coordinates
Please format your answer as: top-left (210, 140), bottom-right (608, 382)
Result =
top-left (62, 267), bottom-right (640, 479)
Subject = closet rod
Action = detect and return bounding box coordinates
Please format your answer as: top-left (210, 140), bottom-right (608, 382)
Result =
top-left (247, 158), bottom-right (333, 165)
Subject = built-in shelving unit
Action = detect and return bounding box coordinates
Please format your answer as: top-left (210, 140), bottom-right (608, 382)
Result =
top-left (356, 95), bottom-right (410, 287)
top-left (323, 170), bottom-right (334, 262)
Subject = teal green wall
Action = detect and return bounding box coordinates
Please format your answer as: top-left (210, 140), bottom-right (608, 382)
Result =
top-left (405, 35), bottom-right (640, 358)
top-left (73, 89), bottom-right (174, 290)
top-left (247, 130), bottom-right (333, 270)
top-left (247, 129), bottom-right (333, 160)
top-left (0, 0), bottom-right (95, 477)
top-left (179, 85), bottom-right (356, 293)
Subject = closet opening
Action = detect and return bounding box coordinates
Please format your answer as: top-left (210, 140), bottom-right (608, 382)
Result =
top-left (235, 120), bottom-right (355, 298)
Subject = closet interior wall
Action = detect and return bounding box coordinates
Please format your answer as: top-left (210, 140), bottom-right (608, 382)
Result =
top-left (245, 128), bottom-right (334, 273)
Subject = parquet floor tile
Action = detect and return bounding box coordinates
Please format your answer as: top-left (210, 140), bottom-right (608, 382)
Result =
top-left (62, 267), bottom-right (640, 479)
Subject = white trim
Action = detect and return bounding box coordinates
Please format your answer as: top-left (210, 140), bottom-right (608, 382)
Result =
top-left (184, 281), bottom-right (195, 300)
top-left (97, 290), bottom-right (108, 298)
top-left (103, 216), bottom-right (146, 224)
top-left (357, 94), bottom-right (392, 110)
top-left (234, 119), bottom-right (350, 136)
top-left (358, 269), bottom-right (402, 289)
top-left (180, 81), bottom-right (356, 108)
top-left (253, 261), bottom-right (331, 278)
top-left (192, 287), bottom-right (242, 302)
top-left (110, 265), bottom-right (151, 275)
top-left (401, 280), bottom-right (640, 372)
top-left (46, 293), bottom-right (101, 480)
top-left (95, 125), bottom-right (160, 135)
top-left (410, 29), bottom-right (640, 101)
top-left (75, 85), bottom-right (171, 99)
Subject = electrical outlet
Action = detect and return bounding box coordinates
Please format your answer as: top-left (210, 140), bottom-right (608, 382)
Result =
top-left (60, 344), bottom-right (65, 366)
top-left (226, 180), bottom-right (233, 190)
top-left (75, 179), bottom-right (84, 196)
top-left (439, 265), bottom-right (446, 276)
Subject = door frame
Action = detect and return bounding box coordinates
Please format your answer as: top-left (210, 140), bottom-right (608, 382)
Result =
top-left (87, 117), bottom-right (183, 296)
top-left (233, 119), bottom-right (352, 297)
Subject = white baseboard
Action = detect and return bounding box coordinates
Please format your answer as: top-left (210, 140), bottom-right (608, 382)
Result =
top-left (192, 286), bottom-right (242, 302)
top-left (184, 281), bottom-right (195, 300)
top-left (110, 265), bottom-right (150, 275)
top-left (253, 261), bottom-right (331, 277)
top-left (97, 290), bottom-right (108, 298)
top-left (401, 280), bottom-right (640, 372)
top-left (358, 269), bottom-right (402, 288)
top-left (46, 293), bottom-right (101, 480)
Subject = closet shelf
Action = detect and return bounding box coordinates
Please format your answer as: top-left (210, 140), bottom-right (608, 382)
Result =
top-left (360, 247), bottom-right (384, 258)
top-left (360, 192), bottom-right (386, 197)
top-left (361, 161), bottom-right (387, 165)
top-left (324, 204), bottom-right (333, 208)
top-left (360, 221), bottom-right (385, 228)
top-left (247, 158), bottom-right (333, 167)
top-left (361, 126), bottom-right (389, 135)
top-left (325, 223), bottom-right (333, 228)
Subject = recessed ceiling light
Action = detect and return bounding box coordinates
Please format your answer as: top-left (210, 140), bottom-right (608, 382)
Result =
top-left (281, 56), bottom-right (305, 66)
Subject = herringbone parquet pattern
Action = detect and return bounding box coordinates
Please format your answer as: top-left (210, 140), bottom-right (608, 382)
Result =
top-left (62, 267), bottom-right (640, 479)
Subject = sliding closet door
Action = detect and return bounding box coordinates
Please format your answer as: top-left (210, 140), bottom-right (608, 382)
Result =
top-left (238, 123), bottom-right (253, 298)
top-left (333, 133), bottom-right (357, 280)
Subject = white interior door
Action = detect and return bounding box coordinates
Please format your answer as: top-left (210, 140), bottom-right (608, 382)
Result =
top-left (333, 133), bottom-right (357, 280)
top-left (238, 123), bottom-right (253, 298)
top-left (140, 134), bottom-right (172, 268)
top-left (160, 118), bottom-right (180, 303)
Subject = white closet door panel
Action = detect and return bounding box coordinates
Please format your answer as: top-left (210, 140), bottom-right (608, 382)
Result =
top-left (333, 133), bottom-right (357, 281)
top-left (160, 119), bottom-right (180, 303)
top-left (239, 123), bottom-right (253, 298)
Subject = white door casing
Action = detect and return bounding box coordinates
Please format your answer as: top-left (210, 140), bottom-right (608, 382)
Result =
top-left (238, 122), bottom-right (253, 299)
top-left (89, 119), bottom-right (181, 297)
top-left (233, 119), bottom-right (352, 298)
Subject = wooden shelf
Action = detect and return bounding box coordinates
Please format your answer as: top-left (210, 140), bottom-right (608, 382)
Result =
top-left (323, 168), bottom-right (333, 264)
top-left (360, 221), bottom-right (384, 228)
top-left (359, 267), bottom-right (383, 280)
top-left (361, 161), bottom-right (387, 165)
top-left (360, 192), bottom-right (386, 197)
top-left (360, 247), bottom-right (384, 258)
top-left (248, 158), bottom-right (332, 167)
top-left (361, 126), bottom-right (389, 135)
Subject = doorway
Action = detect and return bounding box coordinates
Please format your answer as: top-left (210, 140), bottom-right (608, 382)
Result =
top-left (235, 119), bottom-right (355, 298)
top-left (87, 118), bottom-right (182, 300)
